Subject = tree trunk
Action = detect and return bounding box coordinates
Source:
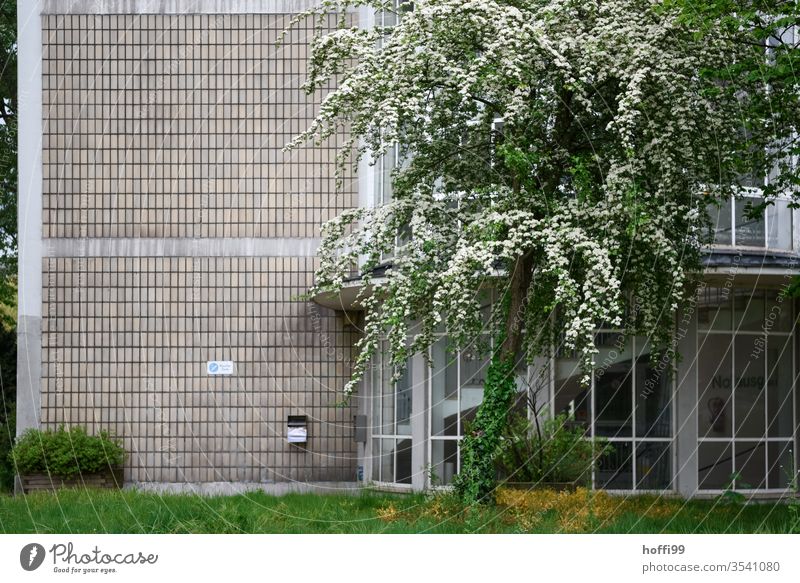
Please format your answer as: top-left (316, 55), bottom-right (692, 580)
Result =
top-left (454, 252), bottom-right (532, 504)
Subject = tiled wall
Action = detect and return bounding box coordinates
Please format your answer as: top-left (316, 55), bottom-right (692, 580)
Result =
top-left (39, 12), bottom-right (360, 483)
top-left (42, 256), bottom-right (358, 483)
top-left (42, 13), bottom-right (355, 239)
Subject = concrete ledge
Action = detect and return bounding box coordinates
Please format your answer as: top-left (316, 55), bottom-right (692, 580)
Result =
top-left (125, 481), bottom-right (361, 496)
top-left (43, 237), bottom-right (321, 258)
top-left (43, 0), bottom-right (324, 15)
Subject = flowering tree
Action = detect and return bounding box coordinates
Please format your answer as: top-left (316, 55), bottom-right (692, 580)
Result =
top-left (288, 0), bottom-right (762, 502)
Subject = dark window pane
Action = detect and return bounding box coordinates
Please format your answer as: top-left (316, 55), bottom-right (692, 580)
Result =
top-left (396, 439), bottom-right (412, 485)
top-left (708, 200), bottom-right (732, 245)
top-left (767, 441), bottom-right (794, 489)
top-left (767, 335), bottom-right (794, 438)
top-left (734, 335), bottom-right (766, 438)
top-left (698, 334), bottom-right (733, 438)
top-left (735, 441), bottom-right (766, 489)
top-left (698, 442), bottom-right (733, 490)
top-left (764, 289), bottom-right (794, 332)
top-left (594, 336), bottom-right (633, 438)
top-left (636, 442), bottom-right (672, 490)
top-left (734, 289), bottom-right (765, 331)
top-left (371, 438), bottom-right (381, 482)
top-left (635, 351), bottom-right (671, 438)
top-left (596, 442), bottom-right (633, 489)
top-left (697, 287), bottom-right (732, 331)
top-left (431, 439), bottom-right (457, 486)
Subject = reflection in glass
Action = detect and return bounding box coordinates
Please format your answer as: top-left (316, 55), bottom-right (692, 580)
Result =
top-left (596, 442), bottom-right (633, 489)
top-left (698, 333), bottom-right (733, 438)
top-left (734, 335), bottom-right (765, 438)
top-left (698, 442), bottom-right (732, 489)
top-left (636, 442), bottom-right (672, 490)
top-left (735, 441), bottom-right (766, 489)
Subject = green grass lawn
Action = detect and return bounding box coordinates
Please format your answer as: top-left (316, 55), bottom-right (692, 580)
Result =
top-left (0, 487), bottom-right (796, 534)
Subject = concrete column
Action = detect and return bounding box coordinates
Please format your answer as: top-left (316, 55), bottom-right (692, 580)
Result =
top-left (410, 350), bottom-right (427, 490)
top-left (675, 304), bottom-right (699, 497)
top-left (16, 0), bottom-right (43, 438)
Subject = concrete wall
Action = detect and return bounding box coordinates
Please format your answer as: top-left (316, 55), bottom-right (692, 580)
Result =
top-left (19, 1), bottom-right (362, 486)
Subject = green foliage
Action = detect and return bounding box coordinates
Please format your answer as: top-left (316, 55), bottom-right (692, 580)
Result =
top-left (495, 413), bottom-right (610, 485)
top-left (0, 489), bottom-right (795, 533)
top-left (0, 316), bottom-right (14, 492)
top-left (453, 354), bottom-right (517, 505)
top-left (0, 0), bottom-right (16, 324)
top-left (10, 425), bottom-right (126, 478)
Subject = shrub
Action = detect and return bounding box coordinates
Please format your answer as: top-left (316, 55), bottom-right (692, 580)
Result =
top-left (10, 425), bottom-right (126, 478)
top-left (495, 412), bottom-right (610, 485)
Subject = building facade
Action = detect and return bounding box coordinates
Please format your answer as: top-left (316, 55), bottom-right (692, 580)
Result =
top-left (18, 0), bottom-right (800, 498)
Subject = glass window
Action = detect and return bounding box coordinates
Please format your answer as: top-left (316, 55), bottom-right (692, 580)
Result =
top-left (431, 439), bottom-right (458, 486)
top-left (767, 440), bottom-right (794, 489)
top-left (697, 287), bottom-right (796, 491)
top-left (554, 345), bottom-right (590, 430)
top-left (767, 335), bottom-right (794, 438)
top-left (709, 196), bottom-right (792, 250)
top-left (553, 334), bottom-right (673, 491)
top-left (430, 337), bottom-right (458, 436)
top-left (636, 442), bottom-right (672, 490)
top-left (734, 290), bottom-right (765, 332)
top-left (698, 442), bottom-right (733, 489)
top-left (767, 199), bottom-right (793, 250)
top-left (735, 197), bottom-right (766, 247)
top-left (428, 334), bottom-right (492, 487)
top-left (708, 200), bottom-right (732, 245)
top-left (736, 441), bottom-right (766, 489)
top-left (698, 332), bottom-right (733, 438)
top-left (370, 343), bottom-right (414, 485)
top-left (596, 442), bottom-right (633, 489)
top-left (733, 335), bottom-right (766, 439)
top-left (635, 349), bottom-right (671, 439)
top-left (697, 286), bottom-right (733, 331)
top-left (459, 344), bottom-right (488, 431)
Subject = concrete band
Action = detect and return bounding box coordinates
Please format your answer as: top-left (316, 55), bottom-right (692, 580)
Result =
top-left (42, 1), bottom-right (331, 15)
top-left (17, 0), bottom-right (43, 441)
top-left (43, 238), bottom-right (322, 258)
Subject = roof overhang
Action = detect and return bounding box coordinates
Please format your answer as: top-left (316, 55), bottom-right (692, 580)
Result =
top-left (309, 277), bottom-right (387, 311)
top-left (701, 249), bottom-right (800, 288)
